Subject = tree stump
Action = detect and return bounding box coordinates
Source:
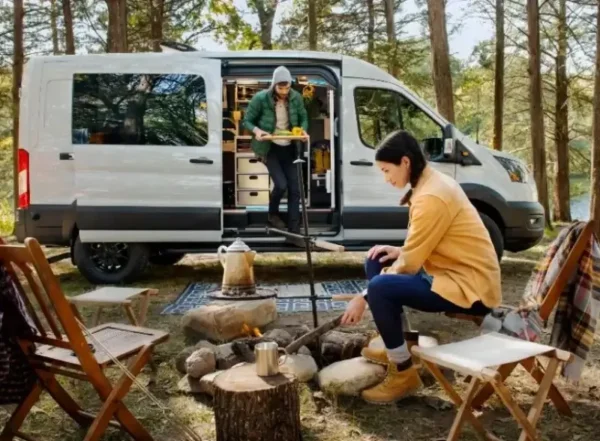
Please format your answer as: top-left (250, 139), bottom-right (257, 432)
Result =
top-left (213, 363), bottom-right (301, 441)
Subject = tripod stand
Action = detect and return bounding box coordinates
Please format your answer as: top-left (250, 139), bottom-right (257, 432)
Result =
top-left (264, 137), bottom-right (344, 329)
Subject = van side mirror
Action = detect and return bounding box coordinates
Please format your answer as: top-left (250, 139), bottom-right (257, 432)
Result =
top-left (442, 123), bottom-right (456, 158)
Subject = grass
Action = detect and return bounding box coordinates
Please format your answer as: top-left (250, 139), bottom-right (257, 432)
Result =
top-left (2, 240), bottom-right (600, 441)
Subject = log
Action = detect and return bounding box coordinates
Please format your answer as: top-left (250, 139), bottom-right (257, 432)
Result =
top-left (213, 363), bottom-right (301, 441)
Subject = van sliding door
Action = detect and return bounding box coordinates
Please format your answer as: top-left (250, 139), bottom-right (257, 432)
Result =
top-left (71, 57), bottom-right (223, 243)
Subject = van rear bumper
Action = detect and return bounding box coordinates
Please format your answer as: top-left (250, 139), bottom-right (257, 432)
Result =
top-left (15, 205), bottom-right (74, 246)
top-left (503, 201), bottom-right (545, 252)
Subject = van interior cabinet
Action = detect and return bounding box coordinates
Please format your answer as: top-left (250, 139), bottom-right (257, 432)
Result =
top-left (221, 75), bottom-right (337, 237)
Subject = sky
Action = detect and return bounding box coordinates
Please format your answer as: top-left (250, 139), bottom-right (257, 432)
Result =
top-left (194, 0), bottom-right (494, 61)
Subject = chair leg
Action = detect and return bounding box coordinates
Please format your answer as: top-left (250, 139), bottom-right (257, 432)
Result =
top-left (518, 358), bottom-right (560, 441)
top-left (421, 360), bottom-right (500, 441)
top-left (471, 362), bottom-right (518, 410)
top-left (521, 357), bottom-right (572, 417)
top-left (84, 347), bottom-right (153, 441)
top-left (491, 380), bottom-right (540, 441)
top-left (36, 370), bottom-right (90, 427)
top-left (447, 377), bottom-right (482, 441)
top-left (0, 382), bottom-right (43, 441)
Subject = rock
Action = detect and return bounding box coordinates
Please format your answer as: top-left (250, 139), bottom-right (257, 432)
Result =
top-left (177, 371), bottom-right (223, 396)
top-left (317, 357), bottom-right (386, 396)
top-left (182, 299), bottom-right (278, 342)
top-left (215, 343), bottom-right (244, 370)
top-left (177, 375), bottom-right (203, 394)
top-left (298, 346), bottom-right (312, 356)
top-left (284, 325), bottom-right (311, 340)
top-left (279, 354), bottom-right (318, 382)
top-left (321, 331), bottom-right (369, 364)
top-left (175, 340), bottom-right (217, 374)
top-left (261, 329), bottom-right (293, 347)
top-left (186, 348), bottom-right (216, 379)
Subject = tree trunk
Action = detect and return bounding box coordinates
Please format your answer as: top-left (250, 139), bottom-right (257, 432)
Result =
top-left (50, 0), bottom-right (60, 54)
top-left (553, 0), bottom-right (570, 222)
top-left (527, 0), bottom-right (551, 227)
top-left (492, 0), bottom-right (504, 151)
top-left (427, 0), bottom-right (455, 123)
top-left (383, 0), bottom-right (397, 77)
top-left (308, 0), bottom-right (317, 50)
top-left (255, 0), bottom-right (278, 50)
top-left (149, 0), bottom-right (165, 52)
top-left (367, 0), bottom-right (375, 63)
top-left (590, 0), bottom-right (600, 235)
top-left (106, 0), bottom-right (128, 52)
top-left (213, 364), bottom-right (301, 441)
top-left (62, 0), bottom-right (75, 54)
top-left (12, 0), bottom-right (24, 214)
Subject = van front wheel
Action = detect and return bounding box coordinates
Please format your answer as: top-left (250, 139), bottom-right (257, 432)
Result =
top-left (479, 212), bottom-right (504, 261)
top-left (73, 236), bottom-right (149, 284)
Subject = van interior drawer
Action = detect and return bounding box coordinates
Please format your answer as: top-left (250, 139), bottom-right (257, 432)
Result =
top-left (237, 190), bottom-right (270, 206)
top-left (237, 157), bottom-right (268, 174)
top-left (237, 174), bottom-right (271, 190)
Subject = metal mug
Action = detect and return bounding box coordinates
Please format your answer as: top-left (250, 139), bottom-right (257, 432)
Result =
top-left (254, 341), bottom-right (287, 376)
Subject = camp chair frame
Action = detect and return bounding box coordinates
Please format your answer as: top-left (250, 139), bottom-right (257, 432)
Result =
top-left (413, 333), bottom-right (573, 441)
top-left (445, 220), bottom-right (596, 417)
top-left (0, 237), bottom-right (169, 441)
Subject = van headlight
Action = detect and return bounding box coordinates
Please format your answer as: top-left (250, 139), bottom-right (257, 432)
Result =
top-left (494, 156), bottom-right (529, 183)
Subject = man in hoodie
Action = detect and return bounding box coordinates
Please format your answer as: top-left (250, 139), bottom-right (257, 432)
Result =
top-left (242, 66), bottom-right (309, 233)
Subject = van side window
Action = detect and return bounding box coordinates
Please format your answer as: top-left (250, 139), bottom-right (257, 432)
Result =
top-left (355, 87), bottom-right (445, 161)
top-left (354, 88), bottom-right (402, 148)
top-left (71, 73), bottom-right (208, 146)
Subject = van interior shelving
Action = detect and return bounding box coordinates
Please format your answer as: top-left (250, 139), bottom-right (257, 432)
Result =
top-left (221, 73), bottom-right (339, 238)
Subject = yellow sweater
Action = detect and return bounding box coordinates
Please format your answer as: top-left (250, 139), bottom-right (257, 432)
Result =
top-left (382, 166), bottom-right (502, 309)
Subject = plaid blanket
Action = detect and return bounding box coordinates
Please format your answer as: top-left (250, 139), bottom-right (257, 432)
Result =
top-left (520, 221), bottom-right (600, 381)
top-left (0, 261), bottom-right (37, 404)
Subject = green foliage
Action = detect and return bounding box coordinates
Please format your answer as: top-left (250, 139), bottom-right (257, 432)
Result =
top-left (0, 136), bottom-right (13, 236)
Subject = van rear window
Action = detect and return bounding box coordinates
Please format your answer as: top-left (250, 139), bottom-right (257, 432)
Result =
top-left (72, 73), bottom-right (208, 146)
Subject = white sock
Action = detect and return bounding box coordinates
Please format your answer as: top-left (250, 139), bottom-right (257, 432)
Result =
top-left (386, 342), bottom-right (410, 364)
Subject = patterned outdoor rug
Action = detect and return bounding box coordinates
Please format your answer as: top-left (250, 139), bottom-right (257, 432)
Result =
top-left (161, 279), bottom-right (367, 315)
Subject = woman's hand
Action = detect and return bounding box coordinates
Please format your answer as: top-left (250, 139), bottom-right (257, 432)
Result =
top-left (367, 245), bottom-right (401, 263)
top-left (341, 296), bottom-right (367, 325)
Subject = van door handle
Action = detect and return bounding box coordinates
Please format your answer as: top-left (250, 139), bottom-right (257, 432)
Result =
top-left (59, 153), bottom-right (73, 160)
top-left (189, 157), bottom-right (214, 164)
top-left (350, 160), bottom-right (373, 166)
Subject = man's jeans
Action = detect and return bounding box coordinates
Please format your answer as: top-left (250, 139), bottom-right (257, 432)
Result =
top-left (365, 254), bottom-right (490, 349)
top-left (265, 143), bottom-right (300, 230)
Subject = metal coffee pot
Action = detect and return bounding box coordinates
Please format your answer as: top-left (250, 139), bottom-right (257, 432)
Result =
top-left (217, 238), bottom-right (257, 296)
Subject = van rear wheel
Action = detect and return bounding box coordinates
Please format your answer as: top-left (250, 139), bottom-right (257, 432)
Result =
top-left (479, 212), bottom-right (504, 261)
top-left (73, 236), bottom-right (149, 284)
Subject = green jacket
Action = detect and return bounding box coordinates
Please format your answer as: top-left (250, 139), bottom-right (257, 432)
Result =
top-left (242, 88), bottom-right (309, 158)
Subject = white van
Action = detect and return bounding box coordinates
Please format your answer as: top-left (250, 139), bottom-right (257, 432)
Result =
top-left (14, 49), bottom-right (544, 284)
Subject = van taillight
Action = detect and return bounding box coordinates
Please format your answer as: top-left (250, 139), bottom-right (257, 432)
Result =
top-left (18, 148), bottom-right (30, 209)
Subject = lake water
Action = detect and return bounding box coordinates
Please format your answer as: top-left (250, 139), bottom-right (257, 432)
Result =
top-left (570, 192), bottom-right (591, 221)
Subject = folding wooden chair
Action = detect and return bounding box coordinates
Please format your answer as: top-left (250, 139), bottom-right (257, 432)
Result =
top-left (444, 220), bottom-right (596, 417)
top-left (0, 237), bottom-right (169, 441)
top-left (412, 332), bottom-right (573, 441)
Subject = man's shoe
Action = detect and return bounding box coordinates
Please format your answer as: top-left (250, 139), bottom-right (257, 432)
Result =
top-left (361, 364), bottom-right (423, 405)
top-left (268, 214), bottom-right (286, 229)
top-left (361, 341), bottom-right (421, 368)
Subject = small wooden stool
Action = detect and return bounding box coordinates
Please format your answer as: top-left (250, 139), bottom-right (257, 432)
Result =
top-left (69, 287), bottom-right (158, 327)
top-left (413, 332), bottom-right (572, 441)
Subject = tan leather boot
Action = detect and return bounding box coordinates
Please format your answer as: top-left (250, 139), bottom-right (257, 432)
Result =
top-left (361, 337), bottom-right (421, 368)
top-left (361, 364), bottom-right (423, 404)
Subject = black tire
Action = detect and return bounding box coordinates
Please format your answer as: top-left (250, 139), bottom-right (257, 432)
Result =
top-left (479, 212), bottom-right (504, 261)
top-left (149, 251), bottom-right (186, 266)
top-left (73, 236), bottom-right (150, 285)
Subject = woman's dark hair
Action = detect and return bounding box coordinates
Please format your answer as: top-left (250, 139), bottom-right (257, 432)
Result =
top-left (375, 130), bottom-right (427, 187)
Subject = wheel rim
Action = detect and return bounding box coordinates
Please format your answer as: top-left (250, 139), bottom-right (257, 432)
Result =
top-left (88, 243), bottom-right (130, 274)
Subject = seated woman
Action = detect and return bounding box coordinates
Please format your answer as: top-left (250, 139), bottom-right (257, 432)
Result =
top-left (341, 130), bottom-right (501, 404)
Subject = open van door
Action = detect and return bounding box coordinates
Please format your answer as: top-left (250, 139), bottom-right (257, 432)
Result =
top-left (71, 56), bottom-right (223, 243)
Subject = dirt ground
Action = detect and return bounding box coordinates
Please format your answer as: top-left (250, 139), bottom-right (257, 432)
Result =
top-left (1, 238), bottom-right (599, 441)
